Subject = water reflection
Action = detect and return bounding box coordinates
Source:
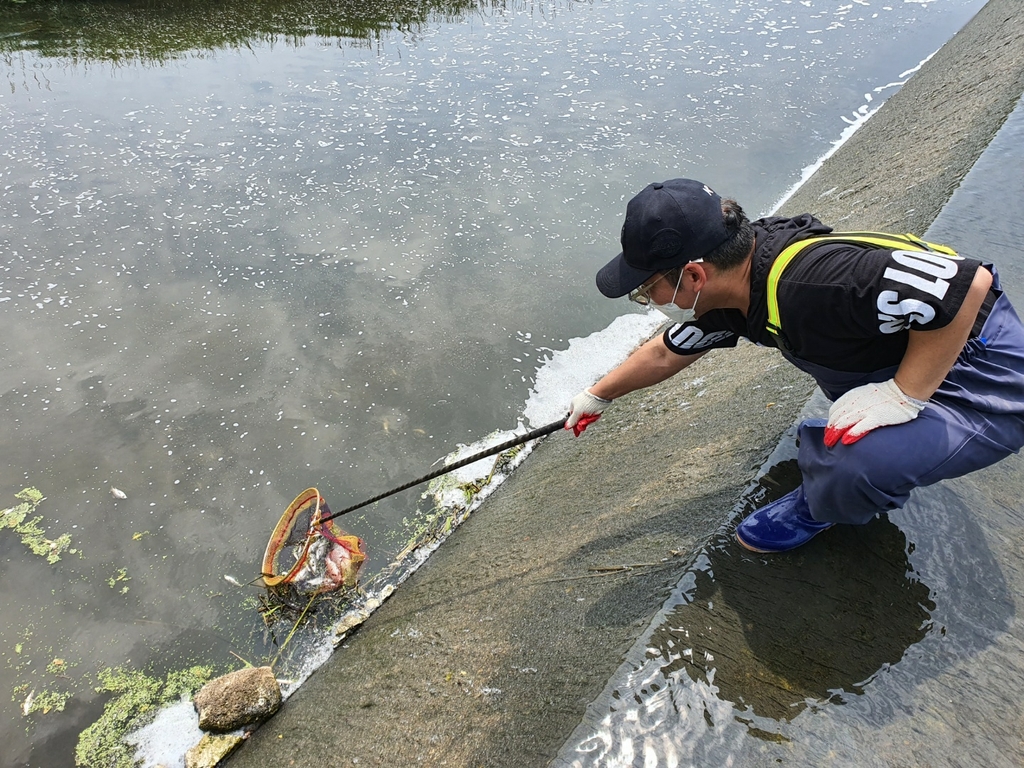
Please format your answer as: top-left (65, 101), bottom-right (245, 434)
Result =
top-left (0, 0), bottom-right (491, 61)
top-left (558, 430), bottom-right (1014, 767)
top-left (651, 463), bottom-right (934, 725)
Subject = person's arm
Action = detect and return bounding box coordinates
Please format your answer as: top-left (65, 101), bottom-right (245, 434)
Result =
top-left (565, 336), bottom-right (705, 435)
top-left (894, 264), bottom-right (993, 400)
top-left (590, 335), bottom-right (706, 400)
top-left (825, 264), bottom-right (993, 447)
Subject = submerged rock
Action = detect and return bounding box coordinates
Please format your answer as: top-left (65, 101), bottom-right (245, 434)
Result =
top-left (185, 733), bottom-right (244, 768)
top-left (193, 667), bottom-right (281, 732)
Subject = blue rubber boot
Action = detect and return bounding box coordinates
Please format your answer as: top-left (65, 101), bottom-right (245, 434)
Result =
top-left (735, 485), bottom-right (833, 553)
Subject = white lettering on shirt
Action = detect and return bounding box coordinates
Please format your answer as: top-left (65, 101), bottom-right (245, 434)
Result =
top-left (667, 324), bottom-right (733, 351)
top-left (882, 249), bottom-right (960, 300)
top-left (876, 249), bottom-right (962, 332)
top-left (876, 291), bottom-right (937, 333)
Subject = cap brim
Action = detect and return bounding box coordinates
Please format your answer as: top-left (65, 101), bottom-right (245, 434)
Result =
top-left (596, 252), bottom-right (657, 298)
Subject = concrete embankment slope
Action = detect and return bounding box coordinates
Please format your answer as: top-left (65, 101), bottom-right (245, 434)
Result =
top-left (779, 0), bottom-right (1024, 232)
top-left (228, 2), bottom-right (1024, 765)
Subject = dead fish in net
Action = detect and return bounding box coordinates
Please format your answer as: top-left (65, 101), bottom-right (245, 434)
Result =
top-left (323, 533), bottom-right (366, 590)
top-left (288, 530), bottom-right (366, 594)
top-left (262, 488), bottom-right (366, 596)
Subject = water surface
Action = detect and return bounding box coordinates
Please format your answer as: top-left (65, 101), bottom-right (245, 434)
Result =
top-left (0, 0), bottom-right (986, 764)
top-left (558, 391), bottom-right (1024, 767)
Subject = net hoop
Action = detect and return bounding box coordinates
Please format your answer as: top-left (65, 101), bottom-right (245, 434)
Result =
top-left (261, 487), bottom-right (324, 588)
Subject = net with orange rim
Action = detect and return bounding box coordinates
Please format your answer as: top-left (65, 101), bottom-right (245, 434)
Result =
top-left (262, 487), bottom-right (366, 595)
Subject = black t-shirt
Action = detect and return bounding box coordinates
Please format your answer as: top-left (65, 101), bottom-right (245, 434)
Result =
top-left (662, 214), bottom-right (983, 372)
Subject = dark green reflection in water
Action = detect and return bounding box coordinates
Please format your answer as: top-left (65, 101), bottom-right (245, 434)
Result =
top-left (0, 0), bottom-right (491, 62)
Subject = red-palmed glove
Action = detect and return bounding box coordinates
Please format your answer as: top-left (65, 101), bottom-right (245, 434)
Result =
top-left (824, 379), bottom-right (927, 447)
top-left (565, 388), bottom-right (612, 437)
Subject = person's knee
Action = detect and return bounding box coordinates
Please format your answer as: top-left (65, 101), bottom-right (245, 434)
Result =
top-left (800, 433), bottom-right (906, 525)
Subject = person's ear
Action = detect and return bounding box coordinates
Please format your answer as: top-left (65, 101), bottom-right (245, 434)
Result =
top-left (686, 261), bottom-right (707, 290)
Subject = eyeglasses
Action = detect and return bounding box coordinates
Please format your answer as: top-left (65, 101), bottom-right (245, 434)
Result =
top-left (628, 273), bottom-right (668, 306)
top-left (627, 260), bottom-right (703, 306)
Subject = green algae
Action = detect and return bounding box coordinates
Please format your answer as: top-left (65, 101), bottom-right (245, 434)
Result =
top-left (26, 687), bottom-right (72, 715)
top-left (0, 487), bottom-right (75, 564)
top-left (0, 487), bottom-right (213, 766)
top-left (378, 441), bottom-right (529, 582)
top-left (419, 442), bottom-right (524, 531)
top-left (106, 567), bottom-right (131, 594)
top-left (75, 665), bottom-right (215, 768)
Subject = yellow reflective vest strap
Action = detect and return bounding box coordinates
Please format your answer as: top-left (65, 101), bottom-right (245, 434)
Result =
top-left (765, 231), bottom-right (959, 341)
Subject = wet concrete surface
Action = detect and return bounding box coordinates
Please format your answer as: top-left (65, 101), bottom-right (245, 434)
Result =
top-left (228, 1), bottom-right (1024, 765)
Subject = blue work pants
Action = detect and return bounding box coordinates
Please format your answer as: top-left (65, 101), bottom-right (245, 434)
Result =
top-left (788, 272), bottom-right (1024, 526)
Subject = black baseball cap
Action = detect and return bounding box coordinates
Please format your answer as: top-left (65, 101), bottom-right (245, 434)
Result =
top-left (596, 179), bottom-right (731, 298)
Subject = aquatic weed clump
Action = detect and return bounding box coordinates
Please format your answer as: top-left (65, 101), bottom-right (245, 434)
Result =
top-left (75, 665), bottom-right (214, 768)
top-left (0, 487), bottom-right (75, 563)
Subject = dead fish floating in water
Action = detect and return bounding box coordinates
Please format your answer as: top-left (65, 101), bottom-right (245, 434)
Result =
top-left (22, 689), bottom-right (35, 717)
top-left (110, 487), bottom-right (127, 499)
top-left (224, 575), bottom-right (244, 588)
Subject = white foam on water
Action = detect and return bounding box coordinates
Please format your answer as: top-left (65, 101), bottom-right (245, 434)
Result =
top-left (523, 311), bottom-right (667, 428)
top-left (126, 698), bottom-right (204, 768)
top-left (421, 310), bottom-right (667, 493)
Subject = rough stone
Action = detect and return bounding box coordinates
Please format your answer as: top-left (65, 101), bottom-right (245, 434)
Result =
top-left (185, 733), bottom-right (244, 768)
top-left (193, 667), bottom-right (281, 733)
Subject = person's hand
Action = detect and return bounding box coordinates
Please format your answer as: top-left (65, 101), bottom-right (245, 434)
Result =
top-left (824, 379), bottom-right (926, 447)
top-left (565, 388), bottom-right (612, 437)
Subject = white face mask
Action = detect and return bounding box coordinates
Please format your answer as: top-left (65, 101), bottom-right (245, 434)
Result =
top-left (651, 267), bottom-right (701, 324)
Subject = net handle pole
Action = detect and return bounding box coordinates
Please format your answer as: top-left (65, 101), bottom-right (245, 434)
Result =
top-left (320, 417), bottom-right (567, 524)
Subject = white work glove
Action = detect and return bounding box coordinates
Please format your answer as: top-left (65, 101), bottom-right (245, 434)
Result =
top-left (564, 388), bottom-right (612, 437)
top-left (825, 378), bottom-right (927, 447)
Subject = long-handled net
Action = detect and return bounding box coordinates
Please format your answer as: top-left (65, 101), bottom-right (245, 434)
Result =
top-left (261, 418), bottom-right (565, 598)
top-left (261, 487), bottom-right (366, 595)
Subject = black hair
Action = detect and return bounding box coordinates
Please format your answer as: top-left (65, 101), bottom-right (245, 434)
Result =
top-left (703, 199), bottom-right (754, 269)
